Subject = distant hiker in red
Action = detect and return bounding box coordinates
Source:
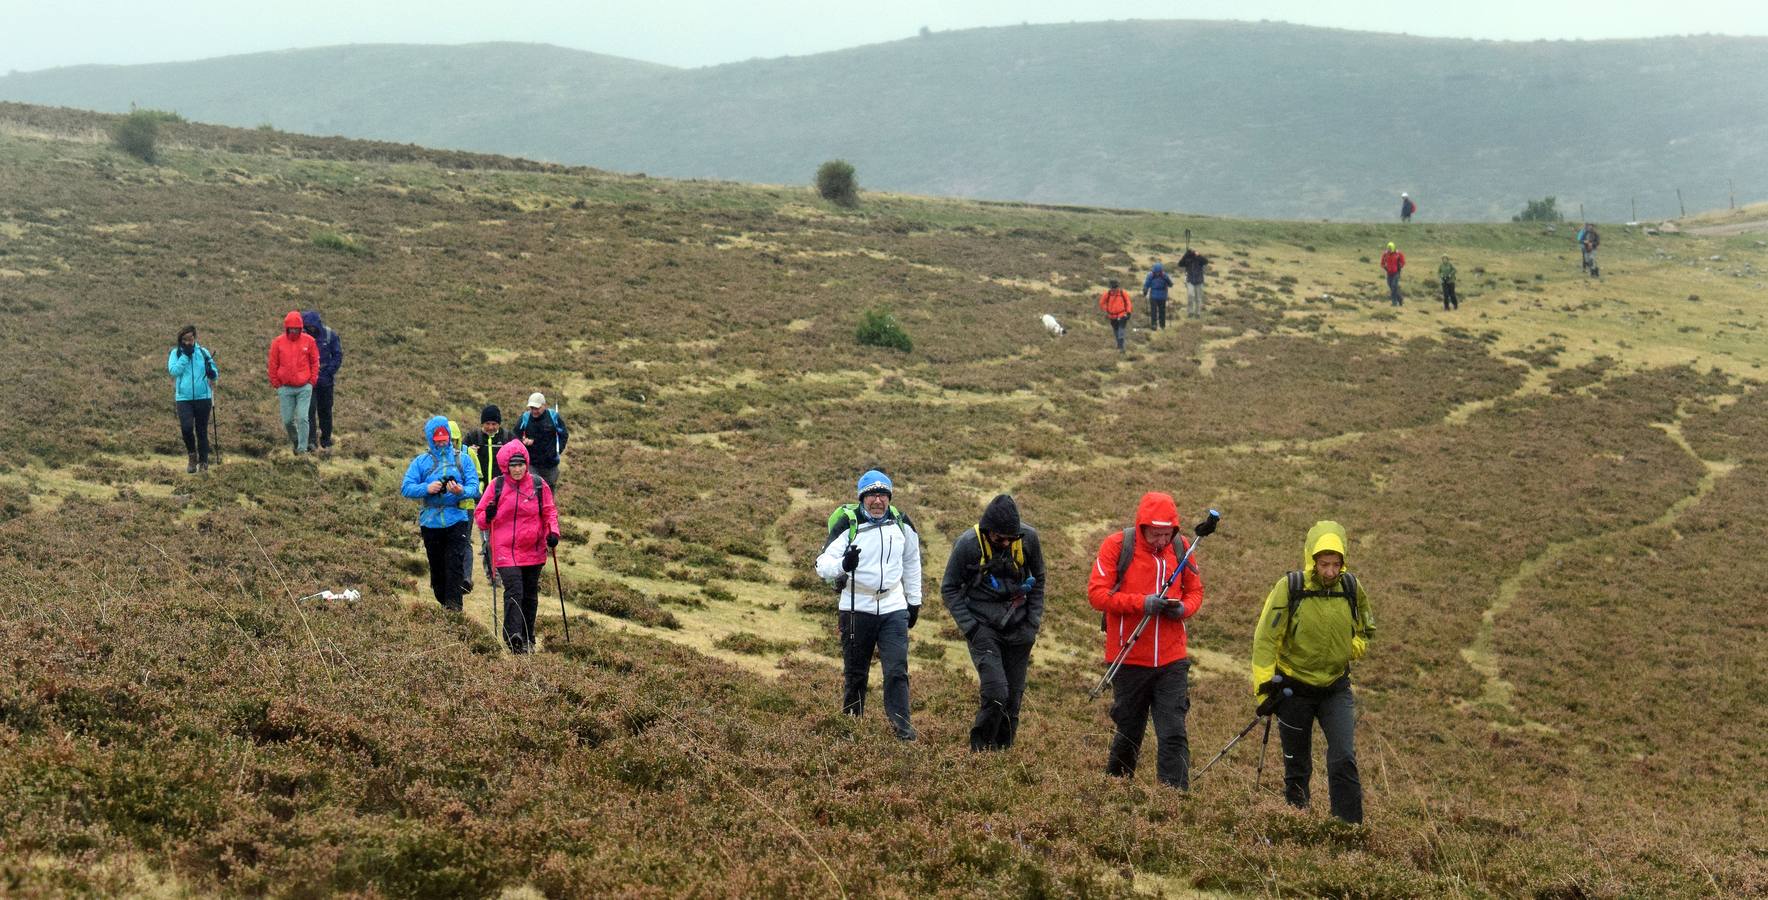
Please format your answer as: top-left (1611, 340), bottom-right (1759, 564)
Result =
top-left (266, 310), bottom-right (320, 454)
top-left (1087, 491), bottom-right (1205, 789)
top-left (1098, 279), bottom-right (1133, 352)
top-left (1399, 193), bottom-right (1416, 223)
top-left (476, 440), bottom-right (560, 653)
top-left (1380, 243), bottom-right (1406, 307)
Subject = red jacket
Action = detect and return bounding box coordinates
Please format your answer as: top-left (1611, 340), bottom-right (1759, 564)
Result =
top-left (1380, 250), bottom-right (1406, 275)
top-left (475, 440), bottom-right (560, 568)
top-left (1087, 492), bottom-right (1204, 667)
top-left (266, 310), bottom-right (320, 388)
top-left (1098, 288), bottom-right (1133, 320)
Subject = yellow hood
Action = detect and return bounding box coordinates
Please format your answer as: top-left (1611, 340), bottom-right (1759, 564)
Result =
top-left (1303, 520), bottom-right (1348, 581)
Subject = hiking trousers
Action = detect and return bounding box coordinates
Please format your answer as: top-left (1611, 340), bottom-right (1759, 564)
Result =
top-left (1106, 659), bottom-right (1191, 788)
top-left (1148, 297), bottom-right (1168, 330)
top-left (1441, 281), bottom-right (1458, 310)
top-left (966, 625), bottom-right (1033, 751)
top-left (306, 381), bottom-right (335, 449)
top-left (1386, 273), bottom-right (1403, 306)
top-left (840, 609), bottom-right (912, 734)
top-left (277, 385), bottom-right (312, 453)
top-left (498, 564), bottom-right (543, 652)
top-left (1109, 317), bottom-right (1128, 352)
top-left (458, 522), bottom-right (476, 594)
top-left (1186, 282), bottom-right (1205, 317)
top-left (420, 521), bottom-right (470, 612)
top-left (175, 399), bottom-right (212, 462)
top-left (1275, 676), bottom-right (1363, 824)
top-left (532, 463), bottom-right (559, 490)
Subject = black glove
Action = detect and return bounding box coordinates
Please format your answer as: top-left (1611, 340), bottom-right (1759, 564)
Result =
top-left (841, 543), bottom-right (861, 573)
top-left (1142, 594), bottom-right (1165, 616)
top-left (1161, 602), bottom-right (1185, 621)
top-left (546, 533), bottom-right (559, 548)
top-left (907, 606), bottom-right (919, 629)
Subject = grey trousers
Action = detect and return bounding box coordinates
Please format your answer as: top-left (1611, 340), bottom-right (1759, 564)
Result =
top-left (277, 385), bottom-right (312, 453)
top-left (1186, 282), bottom-right (1205, 317)
top-left (1106, 659), bottom-right (1191, 788)
top-left (1275, 677), bottom-right (1363, 824)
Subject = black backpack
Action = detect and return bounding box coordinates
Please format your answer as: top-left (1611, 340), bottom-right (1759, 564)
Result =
top-left (1101, 527), bottom-right (1190, 629)
top-left (484, 474), bottom-right (543, 523)
top-left (1282, 570), bottom-right (1360, 641)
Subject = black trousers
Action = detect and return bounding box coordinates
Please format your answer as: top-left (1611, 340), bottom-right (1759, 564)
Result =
top-left (175, 399), bottom-right (212, 461)
top-left (307, 381), bottom-right (335, 447)
top-left (1148, 297), bottom-right (1168, 330)
top-left (1106, 659), bottom-right (1191, 788)
top-left (420, 522), bottom-right (469, 611)
top-left (1275, 677), bottom-right (1363, 824)
top-left (498, 564), bottom-right (543, 652)
top-left (1441, 281), bottom-right (1459, 310)
top-left (966, 625), bottom-right (1034, 751)
top-left (839, 610), bottom-right (912, 733)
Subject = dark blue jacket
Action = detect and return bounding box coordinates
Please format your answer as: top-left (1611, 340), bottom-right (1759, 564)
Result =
top-left (301, 310), bottom-right (343, 386)
top-left (516, 408), bottom-right (568, 467)
top-left (1142, 264), bottom-right (1174, 300)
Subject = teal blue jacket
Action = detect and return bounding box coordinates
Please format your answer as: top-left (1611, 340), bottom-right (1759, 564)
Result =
top-left (167, 344), bottom-right (217, 402)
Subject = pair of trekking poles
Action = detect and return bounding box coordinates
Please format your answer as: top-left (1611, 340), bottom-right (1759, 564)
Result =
top-left (487, 539), bottom-right (572, 649)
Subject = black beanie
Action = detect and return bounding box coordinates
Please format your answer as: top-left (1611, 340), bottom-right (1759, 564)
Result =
top-left (481, 404), bottom-right (502, 425)
top-left (979, 493), bottom-right (1021, 536)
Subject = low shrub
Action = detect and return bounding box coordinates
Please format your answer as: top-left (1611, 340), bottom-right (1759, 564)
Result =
top-left (112, 110), bottom-right (163, 164)
top-left (856, 308), bottom-right (912, 353)
top-left (814, 159), bottom-right (858, 207)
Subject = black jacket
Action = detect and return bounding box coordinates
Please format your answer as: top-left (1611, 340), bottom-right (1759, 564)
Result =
top-left (1177, 249), bottom-right (1209, 285)
top-left (941, 495), bottom-right (1046, 644)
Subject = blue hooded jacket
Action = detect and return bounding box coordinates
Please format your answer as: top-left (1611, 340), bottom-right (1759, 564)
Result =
top-left (167, 343), bottom-right (218, 402)
top-left (401, 414), bottom-right (481, 528)
top-left (1142, 263), bottom-right (1173, 300)
top-left (301, 310), bottom-right (343, 386)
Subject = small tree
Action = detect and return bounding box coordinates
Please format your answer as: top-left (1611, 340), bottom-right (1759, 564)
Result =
top-left (815, 159), bottom-right (859, 208)
top-left (112, 110), bottom-right (161, 164)
top-left (1513, 196), bottom-right (1564, 223)
top-left (856, 308), bottom-right (912, 352)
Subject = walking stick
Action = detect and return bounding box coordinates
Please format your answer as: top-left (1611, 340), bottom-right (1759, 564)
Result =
top-left (1254, 714), bottom-right (1275, 791)
top-left (1194, 679), bottom-right (1290, 784)
top-left (1193, 714), bottom-right (1264, 781)
top-left (1184, 228), bottom-right (1192, 252)
top-left (1087, 509), bottom-right (1219, 700)
top-left (550, 546), bottom-right (571, 643)
top-left (210, 398), bottom-right (222, 465)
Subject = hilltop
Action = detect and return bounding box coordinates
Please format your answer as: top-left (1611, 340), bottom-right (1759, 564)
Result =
top-left (4, 21), bottom-right (1768, 221)
top-left (1, 104), bottom-right (1766, 896)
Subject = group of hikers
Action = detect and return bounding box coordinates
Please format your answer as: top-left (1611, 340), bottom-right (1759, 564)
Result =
top-left (815, 470), bottom-right (1373, 823)
top-left (1097, 249), bottom-right (1211, 351)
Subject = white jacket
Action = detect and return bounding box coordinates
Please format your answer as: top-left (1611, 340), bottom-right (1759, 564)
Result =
top-left (815, 516), bottom-right (923, 615)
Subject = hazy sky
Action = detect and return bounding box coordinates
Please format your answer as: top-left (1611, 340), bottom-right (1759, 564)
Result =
top-left (5, 0), bottom-right (1766, 73)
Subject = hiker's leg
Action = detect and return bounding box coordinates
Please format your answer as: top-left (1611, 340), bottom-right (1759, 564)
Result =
top-left (877, 610), bottom-right (912, 734)
top-left (499, 565), bottom-right (529, 651)
top-left (1107, 665), bottom-right (1156, 778)
top-left (176, 401), bottom-right (199, 456)
top-left (278, 387), bottom-right (299, 450)
top-left (533, 463), bottom-right (558, 490)
top-left (457, 522), bottom-right (475, 594)
top-left (192, 399), bottom-right (211, 461)
top-left (1111, 318), bottom-right (1126, 351)
top-left (1151, 660), bottom-right (1192, 789)
top-left (439, 521), bottom-right (467, 611)
top-left (1320, 684), bottom-right (1363, 824)
top-left (420, 527), bottom-right (449, 608)
top-left (519, 564), bottom-right (542, 648)
top-left (292, 385), bottom-right (312, 453)
top-left (967, 626), bottom-right (1009, 751)
top-left (313, 381), bottom-right (334, 447)
top-left (840, 612), bottom-right (877, 717)
top-left (997, 638), bottom-right (1033, 749)
top-left (1277, 692), bottom-right (1319, 810)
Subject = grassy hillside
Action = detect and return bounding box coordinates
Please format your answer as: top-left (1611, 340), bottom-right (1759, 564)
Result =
top-left (4, 22), bottom-right (1768, 221)
top-left (1, 104), bottom-right (1766, 897)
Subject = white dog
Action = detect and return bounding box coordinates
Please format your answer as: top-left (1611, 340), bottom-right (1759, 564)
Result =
top-left (1041, 313), bottom-right (1066, 336)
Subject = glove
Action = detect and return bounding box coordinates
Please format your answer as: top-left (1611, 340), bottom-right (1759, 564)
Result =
top-left (1161, 602), bottom-right (1185, 621)
top-left (546, 533), bottom-right (559, 548)
top-left (841, 543), bottom-right (861, 573)
top-left (1142, 594), bottom-right (1165, 616)
top-left (1256, 687), bottom-right (1293, 717)
top-left (907, 606), bottom-right (919, 629)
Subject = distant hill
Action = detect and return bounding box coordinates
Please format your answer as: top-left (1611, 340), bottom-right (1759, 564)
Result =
top-left (6, 21), bottom-right (1768, 220)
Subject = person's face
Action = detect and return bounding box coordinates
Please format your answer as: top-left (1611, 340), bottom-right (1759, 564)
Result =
top-left (861, 491), bottom-right (890, 517)
top-left (1314, 552), bottom-right (1344, 582)
top-left (507, 457), bottom-right (529, 477)
top-left (482, 421), bottom-right (500, 434)
top-left (528, 405), bottom-right (543, 418)
top-left (986, 530), bottom-right (1016, 551)
top-left (1142, 524), bottom-right (1175, 551)
top-left (179, 332), bottom-right (195, 350)
top-left (286, 327), bottom-right (301, 339)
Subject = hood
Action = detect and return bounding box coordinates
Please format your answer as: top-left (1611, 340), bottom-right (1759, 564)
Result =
top-left (1151, 262), bottom-right (1164, 273)
top-left (423, 414), bottom-right (451, 453)
top-left (978, 493), bottom-right (1021, 536)
top-left (1133, 491), bottom-right (1179, 548)
top-left (1385, 242), bottom-right (1396, 252)
top-left (301, 309), bottom-right (324, 333)
top-left (447, 419), bottom-right (463, 448)
top-left (496, 438), bottom-right (532, 479)
top-left (1303, 520), bottom-right (1349, 580)
top-left (282, 310), bottom-right (304, 331)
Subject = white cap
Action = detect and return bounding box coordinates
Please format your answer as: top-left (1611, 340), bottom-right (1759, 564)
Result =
top-left (528, 392), bottom-right (546, 409)
top-left (1401, 192), bottom-right (1408, 197)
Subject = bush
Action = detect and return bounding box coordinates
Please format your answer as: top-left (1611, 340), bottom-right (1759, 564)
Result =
top-left (112, 110), bottom-right (163, 164)
top-left (815, 159), bottom-right (859, 207)
top-left (856, 308), bottom-right (912, 353)
top-left (310, 230), bottom-right (365, 254)
top-left (1514, 196), bottom-right (1564, 223)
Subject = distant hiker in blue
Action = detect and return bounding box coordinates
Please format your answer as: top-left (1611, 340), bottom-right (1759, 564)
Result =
top-left (301, 310), bottom-right (343, 452)
top-left (1400, 193), bottom-right (1416, 223)
top-left (516, 392), bottom-right (568, 489)
top-left (401, 415), bottom-right (482, 612)
top-left (167, 324), bottom-right (218, 474)
top-left (1141, 262), bottom-right (1174, 331)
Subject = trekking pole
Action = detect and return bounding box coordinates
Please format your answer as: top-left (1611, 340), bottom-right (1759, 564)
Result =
top-left (1087, 509), bottom-right (1219, 700)
top-left (550, 546), bottom-right (571, 643)
top-left (1184, 228), bottom-right (1192, 252)
top-left (1254, 714), bottom-right (1275, 791)
top-left (211, 399), bottom-right (222, 465)
top-left (1193, 677), bottom-right (1290, 784)
top-left (1193, 714), bottom-right (1264, 781)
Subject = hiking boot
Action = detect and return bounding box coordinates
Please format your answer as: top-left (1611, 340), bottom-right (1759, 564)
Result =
top-left (186, 453), bottom-right (198, 474)
top-left (198, 461), bottom-right (209, 473)
top-left (894, 724), bottom-right (919, 743)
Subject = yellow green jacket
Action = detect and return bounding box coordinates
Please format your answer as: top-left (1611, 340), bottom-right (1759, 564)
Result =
top-left (1249, 520), bottom-right (1375, 698)
top-left (449, 421), bottom-right (481, 511)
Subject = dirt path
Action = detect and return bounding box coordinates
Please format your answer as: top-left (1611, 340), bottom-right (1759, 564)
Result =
top-left (1686, 218), bottom-right (1768, 237)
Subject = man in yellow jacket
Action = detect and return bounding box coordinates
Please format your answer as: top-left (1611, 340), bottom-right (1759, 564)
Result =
top-left (1249, 521), bottom-right (1374, 824)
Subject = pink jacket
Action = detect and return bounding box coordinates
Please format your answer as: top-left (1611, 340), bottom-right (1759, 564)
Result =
top-left (474, 440), bottom-right (560, 568)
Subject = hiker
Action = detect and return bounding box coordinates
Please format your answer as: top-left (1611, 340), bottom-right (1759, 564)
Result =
top-left (266, 310), bottom-right (320, 455)
top-left (300, 310), bottom-right (343, 452)
top-left (1399, 192), bottom-right (1416, 223)
top-left (815, 469), bottom-right (925, 742)
top-left (1379, 243), bottom-right (1405, 306)
top-left (1577, 223), bottom-right (1600, 276)
top-left (1086, 491), bottom-right (1205, 788)
top-left (450, 420), bottom-right (482, 595)
top-left (167, 324), bottom-right (218, 474)
top-left (516, 392), bottom-right (568, 489)
top-left (1141, 262), bottom-right (1173, 331)
top-left (941, 493), bottom-right (1046, 752)
top-left (1438, 255), bottom-right (1459, 310)
top-left (476, 440), bottom-right (560, 653)
top-left (1177, 248), bottom-right (1210, 318)
top-left (1249, 520), bottom-right (1375, 824)
top-left (1097, 279), bottom-right (1133, 352)
top-left (400, 415), bottom-right (481, 612)
top-left (465, 404), bottom-right (513, 588)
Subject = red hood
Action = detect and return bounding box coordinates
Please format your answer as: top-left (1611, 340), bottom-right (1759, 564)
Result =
top-left (1134, 491), bottom-right (1179, 550)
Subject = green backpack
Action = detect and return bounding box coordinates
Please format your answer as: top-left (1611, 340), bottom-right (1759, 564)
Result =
top-left (827, 503), bottom-right (910, 542)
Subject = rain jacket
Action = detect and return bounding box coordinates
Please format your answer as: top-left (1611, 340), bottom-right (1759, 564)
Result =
top-left (1438, 260), bottom-right (1457, 284)
top-left (475, 440), bottom-right (559, 568)
top-left (1177, 250), bottom-right (1209, 285)
top-left (1380, 249), bottom-right (1405, 275)
top-left (1249, 520), bottom-right (1375, 697)
top-left (400, 414), bottom-right (481, 529)
top-left (167, 343), bottom-right (217, 402)
top-left (815, 505), bottom-right (924, 615)
top-left (1086, 492), bottom-right (1204, 668)
top-left (515, 408), bottom-right (568, 468)
top-left (266, 311), bottom-right (319, 388)
top-left (940, 494), bottom-right (1046, 643)
top-left (448, 421), bottom-right (481, 511)
top-left (1098, 287), bottom-right (1133, 320)
top-left (300, 310), bottom-right (343, 386)
top-left (1141, 264), bottom-right (1173, 300)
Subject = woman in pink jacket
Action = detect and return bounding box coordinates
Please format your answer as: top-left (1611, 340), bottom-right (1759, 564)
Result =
top-left (475, 440), bottom-right (561, 653)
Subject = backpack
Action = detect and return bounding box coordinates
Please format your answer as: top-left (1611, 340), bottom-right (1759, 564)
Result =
top-left (1282, 570), bottom-right (1360, 642)
top-left (1100, 527), bottom-right (1189, 629)
top-left (484, 474), bottom-right (543, 522)
top-left (827, 503), bottom-right (909, 543)
top-left (517, 408), bottom-right (562, 435)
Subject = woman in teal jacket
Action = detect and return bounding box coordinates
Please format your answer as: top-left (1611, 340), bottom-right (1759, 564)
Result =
top-left (166, 324), bottom-right (218, 473)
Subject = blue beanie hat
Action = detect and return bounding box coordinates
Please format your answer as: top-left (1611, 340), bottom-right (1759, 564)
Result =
top-left (856, 469), bottom-right (893, 498)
